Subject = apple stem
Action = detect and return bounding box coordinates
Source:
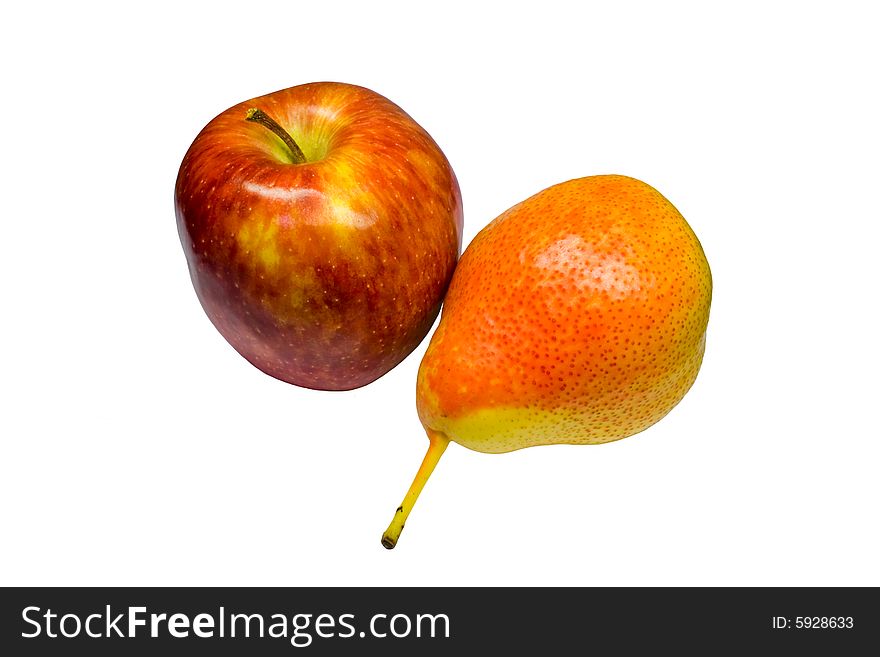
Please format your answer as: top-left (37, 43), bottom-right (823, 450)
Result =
top-left (245, 108), bottom-right (307, 164)
top-left (381, 430), bottom-right (450, 549)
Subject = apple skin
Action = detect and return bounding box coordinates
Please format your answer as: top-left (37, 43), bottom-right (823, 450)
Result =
top-left (176, 82), bottom-right (462, 390)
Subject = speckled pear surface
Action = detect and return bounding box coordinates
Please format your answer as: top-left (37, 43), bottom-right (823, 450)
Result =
top-left (418, 174), bottom-right (712, 452)
top-left (382, 175), bottom-right (711, 548)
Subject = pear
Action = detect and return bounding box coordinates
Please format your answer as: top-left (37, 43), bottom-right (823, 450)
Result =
top-left (382, 175), bottom-right (712, 548)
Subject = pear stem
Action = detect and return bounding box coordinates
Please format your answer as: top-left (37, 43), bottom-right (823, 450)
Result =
top-left (245, 108), bottom-right (307, 164)
top-left (382, 431), bottom-right (450, 549)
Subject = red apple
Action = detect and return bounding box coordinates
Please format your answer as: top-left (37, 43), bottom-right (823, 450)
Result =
top-left (175, 82), bottom-right (463, 390)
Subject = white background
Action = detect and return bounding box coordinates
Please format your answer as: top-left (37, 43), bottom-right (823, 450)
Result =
top-left (2, 1), bottom-right (878, 586)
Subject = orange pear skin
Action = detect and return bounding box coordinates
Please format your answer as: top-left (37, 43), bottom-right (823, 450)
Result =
top-left (382, 175), bottom-right (712, 548)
